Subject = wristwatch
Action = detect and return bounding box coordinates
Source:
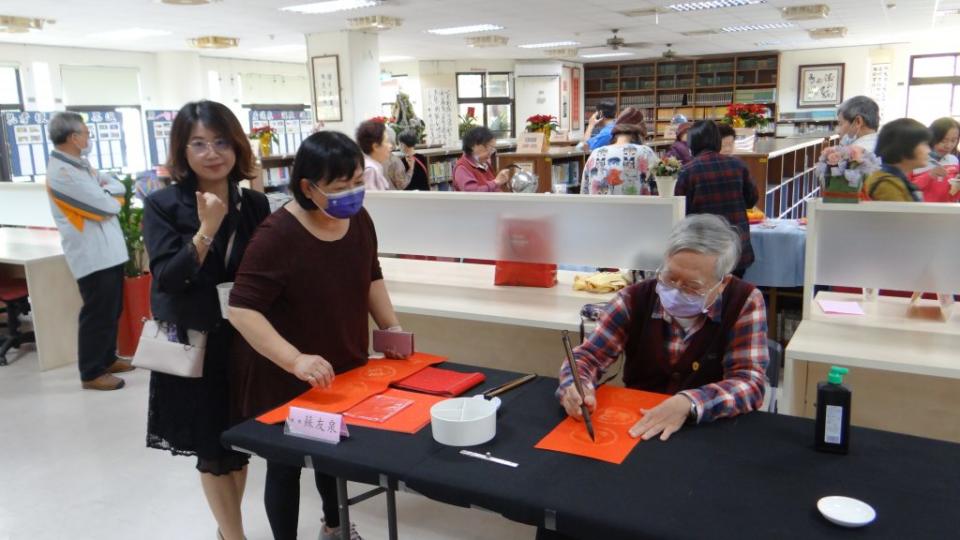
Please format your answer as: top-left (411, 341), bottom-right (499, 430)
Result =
top-left (194, 232), bottom-right (214, 246)
top-left (684, 395), bottom-right (699, 424)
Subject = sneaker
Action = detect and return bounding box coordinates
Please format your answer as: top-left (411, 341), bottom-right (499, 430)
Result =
top-left (107, 358), bottom-right (135, 373)
top-left (319, 522), bottom-right (362, 540)
top-left (81, 373), bottom-right (125, 391)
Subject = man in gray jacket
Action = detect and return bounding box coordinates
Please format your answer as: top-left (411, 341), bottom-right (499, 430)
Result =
top-left (46, 112), bottom-right (133, 390)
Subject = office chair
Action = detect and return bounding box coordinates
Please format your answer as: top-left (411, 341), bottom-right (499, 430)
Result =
top-left (0, 278), bottom-right (35, 366)
top-left (765, 338), bottom-right (783, 413)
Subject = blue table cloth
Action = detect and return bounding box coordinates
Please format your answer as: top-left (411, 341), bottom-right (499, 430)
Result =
top-left (743, 219), bottom-right (806, 288)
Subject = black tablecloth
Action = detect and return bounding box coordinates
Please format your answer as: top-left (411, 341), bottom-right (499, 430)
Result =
top-left (223, 363), bottom-right (960, 539)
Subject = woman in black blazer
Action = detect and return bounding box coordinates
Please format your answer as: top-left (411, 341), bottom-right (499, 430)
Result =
top-left (143, 100), bottom-right (270, 540)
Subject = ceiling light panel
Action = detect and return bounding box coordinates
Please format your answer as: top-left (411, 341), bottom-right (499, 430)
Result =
top-left (518, 41), bottom-right (579, 49)
top-left (281, 1), bottom-right (379, 15)
top-left (427, 24), bottom-right (503, 35)
top-left (667, 0), bottom-right (765, 12)
top-left (721, 22), bottom-right (794, 32)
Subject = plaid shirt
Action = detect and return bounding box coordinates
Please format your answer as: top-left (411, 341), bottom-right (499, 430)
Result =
top-left (558, 285), bottom-right (769, 423)
top-left (675, 151), bottom-right (759, 270)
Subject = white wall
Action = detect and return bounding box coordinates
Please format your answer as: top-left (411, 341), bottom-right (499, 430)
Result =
top-left (306, 30), bottom-right (380, 135)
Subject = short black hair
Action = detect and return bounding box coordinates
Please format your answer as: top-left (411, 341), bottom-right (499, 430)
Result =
top-left (717, 123), bottom-right (736, 139)
top-left (398, 129), bottom-right (419, 148)
top-left (875, 118), bottom-right (932, 164)
top-left (462, 126), bottom-right (495, 155)
top-left (688, 120), bottom-right (721, 156)
top-left (929, 117), bottom-right (960, 148)
top-left (355, 120), bottom-right (387, 155)
top-left (596, 100), bottom-right (617, 119)
top-left (289, 131), bottom-right (364, 210)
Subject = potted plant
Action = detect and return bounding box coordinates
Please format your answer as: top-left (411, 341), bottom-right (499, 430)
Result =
top-left (722, 103), bottom-right (769, 150)
top-left (815, 145), bottom-right (880, 204)
top-left (525, 114), bottom-right (559, 145)
top-left (248, 126), bottom-right (279, 158)
top-left (458, 107), bottom-right (478, 139)
top-left (652, 156), bottom-right (683, 197)
top-left (116, 175), bottom-right (152, 358)
top-left (389, 92), bottom-right (426, 144)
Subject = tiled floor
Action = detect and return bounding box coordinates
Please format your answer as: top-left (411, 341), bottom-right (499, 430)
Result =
top-left (0, 347), bottom-right (534, 540)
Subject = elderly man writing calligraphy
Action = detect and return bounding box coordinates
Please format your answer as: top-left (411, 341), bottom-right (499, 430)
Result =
top-left (557, 214), bottom-right (769, 441)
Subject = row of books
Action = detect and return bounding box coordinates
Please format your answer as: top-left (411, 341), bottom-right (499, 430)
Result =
top-left (552, 161), bottom-right (582, 186)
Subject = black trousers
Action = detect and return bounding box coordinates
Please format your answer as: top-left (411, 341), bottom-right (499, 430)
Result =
top-left (264, 460), bottom-right (340, 540)
top-left (76, 264), bottom-right (124, 382)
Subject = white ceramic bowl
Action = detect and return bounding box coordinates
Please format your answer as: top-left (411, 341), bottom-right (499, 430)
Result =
top-left (817, 496), bottom-right (876, 528)
top-left (430, 395), bottom-right (501, 447)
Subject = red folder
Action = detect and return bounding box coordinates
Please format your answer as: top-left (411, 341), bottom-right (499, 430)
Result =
top-left (391, 367), bottom-right (486, 397)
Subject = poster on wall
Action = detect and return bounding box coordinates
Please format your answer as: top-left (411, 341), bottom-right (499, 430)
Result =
top-left (311, 55), bottom-right (342, 122)
top-left (2, 111), bottom-right (53, 177)
top-left (424, 88), bottom-right (456, 147)
top-left (561, 66), bottom-right (572, 132)
top-left (145, 110), bottom-right (177, 167)
top-left (798, 63), bottom-right (845, 109)
top-left (81, 110), bottom-right (127, 171)
top-left (572, 67), bottom-right (582, 131)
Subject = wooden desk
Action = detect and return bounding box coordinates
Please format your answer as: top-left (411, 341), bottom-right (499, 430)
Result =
top-left (379, 258), bottom-right (615, 376)
top-left (0, 228), bottom-right (82, 370)
top-left (784, 292), bottom-right (960, 442)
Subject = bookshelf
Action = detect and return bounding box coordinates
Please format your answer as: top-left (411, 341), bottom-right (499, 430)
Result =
top-left (584, 52), bottom-right (779, 137)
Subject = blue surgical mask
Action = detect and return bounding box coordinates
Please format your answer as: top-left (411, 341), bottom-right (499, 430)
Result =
top-left (840, 124), bottom-right (861, 147)
top-left (80, 143), bottom-right (92, 157)
top-left (319, 185), bottom-right (365, 219)
top-left (656, 281), bottom-right (719, 319)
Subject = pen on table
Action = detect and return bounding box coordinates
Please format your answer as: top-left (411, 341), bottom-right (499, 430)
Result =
top-left (561, 330), bottom-right (595, 442)
top-left (482, 373), bottom-right (537, 399)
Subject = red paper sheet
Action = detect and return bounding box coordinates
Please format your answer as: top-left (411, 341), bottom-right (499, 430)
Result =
top-left (343, 394), bottom-right (414, 423)
top-left (392, 366), bottom-right (486, 397)
top-left (344, 389), bottom-right (445, 434)
top-left (534, 386), bottom-right (671, 464)
top-left (256, 353), bottom-right (446, 424)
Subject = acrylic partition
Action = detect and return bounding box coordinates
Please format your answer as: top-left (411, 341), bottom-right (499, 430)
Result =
top-left (363, 191), bottom-right (687, 270)
top-left (0, 183), bottom-right (56, 227)
top-left (803, 199), bottom-right (960, 318)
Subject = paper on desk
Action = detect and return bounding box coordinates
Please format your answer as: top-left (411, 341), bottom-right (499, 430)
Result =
top-left (344, 389), bottom-right (445, 433)
top-left (817, 299), bottom-right (865, 316)
top-left (534, 386), bottom-right (670, 465)
top-left (256, 353), bottom-right (447, 424)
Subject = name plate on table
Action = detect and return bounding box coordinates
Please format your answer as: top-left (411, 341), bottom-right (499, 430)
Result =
top-left (517, 132), bottom-right (547, 153)
top-left (284, 406), bottom-right (350, 444)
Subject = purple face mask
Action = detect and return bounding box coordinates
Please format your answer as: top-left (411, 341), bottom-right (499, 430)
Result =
top-left (320, 185), bottom-right (365, 219)
top-left (656, 280), bottom-right (719, 318)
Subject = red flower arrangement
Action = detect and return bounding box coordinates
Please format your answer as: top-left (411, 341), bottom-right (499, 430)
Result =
top-left (525, 114), bottom-right (558, 133)
top-left (368, 116), bottom-right (396, 124)
top-left (722, 103), bottom-right (768, 129)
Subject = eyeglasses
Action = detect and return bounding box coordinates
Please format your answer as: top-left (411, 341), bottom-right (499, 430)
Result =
top-left (187, 139), bottom-right (233, 155)
top-left (655, 267), bottom-right (719, 298)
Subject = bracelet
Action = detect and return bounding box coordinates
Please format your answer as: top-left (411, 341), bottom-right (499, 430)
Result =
top-left (194, 232), bottom-right (214, 246)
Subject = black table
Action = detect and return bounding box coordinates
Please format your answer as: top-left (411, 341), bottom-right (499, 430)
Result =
top-left (222, 363), bottom-right (960, 540)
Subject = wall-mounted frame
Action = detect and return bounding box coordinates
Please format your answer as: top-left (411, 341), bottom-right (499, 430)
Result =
top-left (798, 63), bottom-right (844, 109)
top-left (311, 55), bottom-right (342, 122)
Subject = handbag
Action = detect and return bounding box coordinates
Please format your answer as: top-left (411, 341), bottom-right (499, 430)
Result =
top-left (132, 319), bottom-right (207, 378)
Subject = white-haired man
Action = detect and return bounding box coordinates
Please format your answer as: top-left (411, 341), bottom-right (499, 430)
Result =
top-left (558, 214), bottom-right (769, 441)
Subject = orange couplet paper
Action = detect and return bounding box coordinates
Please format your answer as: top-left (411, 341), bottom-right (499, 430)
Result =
top-left (343, 388), bottom-right (446, 434)
top-left (256, 353), bottom-right (446, 425)
top-left (534, 386), bottom-right (671, 464)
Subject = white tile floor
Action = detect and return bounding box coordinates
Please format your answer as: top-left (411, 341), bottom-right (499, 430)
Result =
top-left (0, 347), bottom-right (534, 540)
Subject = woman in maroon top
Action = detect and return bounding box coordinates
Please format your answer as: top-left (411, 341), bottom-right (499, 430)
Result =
top-left (453, 126), bottom-right (512, 192)
top-left (228, 131), bottom-right (403, 540)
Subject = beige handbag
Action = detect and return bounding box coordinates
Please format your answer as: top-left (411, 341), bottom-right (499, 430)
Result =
top-left (132, 319), bottom-right (207, 378)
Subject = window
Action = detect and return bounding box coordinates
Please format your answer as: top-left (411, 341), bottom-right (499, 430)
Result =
top-left (906, 53), bottom-right (960, 126)
top-left (456, 72), bottom-right (514, 138)
top-left (0, 66), bottom-right (22, 109)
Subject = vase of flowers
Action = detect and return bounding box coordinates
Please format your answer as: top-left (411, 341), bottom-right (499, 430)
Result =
top-left (652, 156), bottom-right (683, 197)
top-left (722, 103), bottom-right (769, 151)
top-left (249, 126), bottom-right (278, 158)
top-left (525, 114), bottom-right (559, 145)
top-left (816, 145), bottom-right (881, 203)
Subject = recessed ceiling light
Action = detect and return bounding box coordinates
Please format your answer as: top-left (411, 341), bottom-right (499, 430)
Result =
top-left (427, 24), bottom-right (503, 36)
top-left (721, 22), bottom-right (794, 32)
top-left (580, 52), bottom-right (635, 58)
top-left (0, 15), bottom-right (51, 33)
top-left (380, 55), bottom-right (414, 62)
top-left (189, 35), bottom-right (238, 49)
top-left (518, 41), bottom-right (580, 49)
top-left (88, 28), bottom-right (171, 40)
top-left (544, 48), bottom-right (579, 58)
top-left (667, 0), bottom-right (765, 12)
top-left (281, 0), bottom-right (379, 15)
top-left (781, 4), bottom-right (830, 20)
top-left (348, 15), bottom-right (402, 30)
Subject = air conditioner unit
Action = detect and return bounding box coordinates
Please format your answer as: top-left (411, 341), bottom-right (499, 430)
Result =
top-left (620, 8), bottom-right (667, 17)
top-left (681, 29), bottom-right (719, 36)
top-left (543, 48), bottom-right (579, 58)
top-left (189, 36), bottom-right (239, 49)
top-left (782, 4), bottom-right (830, 20)
top-left (348, 16), bottom-right (402, 31)
top-left (466, 35), bottom-right (508, 48)
top-left (808, 27), bottom-right (847, 39)
top-left (0, 16), bottom-right (50, 33)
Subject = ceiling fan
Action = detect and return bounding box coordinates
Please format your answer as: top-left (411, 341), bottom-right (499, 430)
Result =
top-left (581, 29), bottom-right (650, 51)
top-left (660, 43), bottom-right (700, 61)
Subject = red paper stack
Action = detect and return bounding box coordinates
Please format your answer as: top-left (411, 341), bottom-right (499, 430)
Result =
top-left (392, 367), bottom-right (486, 397)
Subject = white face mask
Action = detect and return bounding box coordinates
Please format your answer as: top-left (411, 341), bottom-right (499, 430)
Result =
top-left (840, 122), bottom-right (861, 147)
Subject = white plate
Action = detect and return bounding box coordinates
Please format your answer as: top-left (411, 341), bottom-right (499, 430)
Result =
top-left (817, 496), bottom-right (876, 528)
